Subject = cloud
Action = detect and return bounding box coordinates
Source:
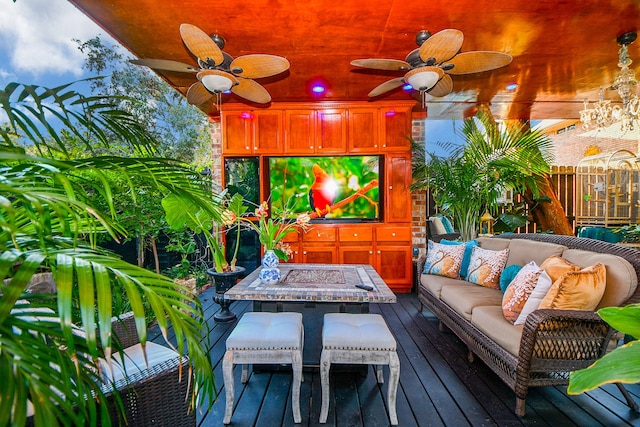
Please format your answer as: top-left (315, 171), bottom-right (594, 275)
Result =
top-left (0, 0), bottom-right (107, 78)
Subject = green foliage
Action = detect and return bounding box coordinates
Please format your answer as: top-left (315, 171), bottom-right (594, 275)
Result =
top-left (412, 112), bottom-right (554, 240)
top-left (568, 304), bottom-right (640, 394)
top-left (0, 81), bottom-right (221, 426)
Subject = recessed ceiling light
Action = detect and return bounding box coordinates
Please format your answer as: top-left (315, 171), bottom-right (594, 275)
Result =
top-left (506, 82), bottom-right (518, 91)
top-left (312, 85), bottom-right (325, 94)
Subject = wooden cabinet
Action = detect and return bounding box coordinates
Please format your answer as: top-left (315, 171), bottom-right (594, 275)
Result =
top-left (385, 154), bottom-right (412, 223)
top-left (375, 225), bottom-right (413, 292)
top-left (338, 225), bottom-right (374, 265)
top-left (301, 226), bottom-right (337, 263)
top-left (222, 110), bottom-right (282, 154)
top-left (380, 107), bottom-right (411, 151)
top-left (348, 108), bottom-right (379, 152)
top-left (284, 109), bottom-right (346, 154)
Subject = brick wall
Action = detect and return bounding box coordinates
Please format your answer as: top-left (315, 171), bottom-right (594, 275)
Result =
top-left (411, 118), bottom-right (427, 256)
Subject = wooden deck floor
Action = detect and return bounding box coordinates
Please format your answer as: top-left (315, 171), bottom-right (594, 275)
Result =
top-left (153, 288), bottom-right (640, 427)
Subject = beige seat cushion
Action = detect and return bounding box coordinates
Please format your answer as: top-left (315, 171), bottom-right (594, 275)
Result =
top-left (562, 249), bottom-right (637, 308)
top-left (323, 313), bottom-right (396, 351)
top-left (226, 312), bottom-right (303, 350)
top-left (101, 342), bottom-right (181, 384)
top-left (420, 274), bottom-right (463, 299)
top-left (440, 284), bottom-right (504, 320)
top-left (471, 306), bottom-right (523, 356)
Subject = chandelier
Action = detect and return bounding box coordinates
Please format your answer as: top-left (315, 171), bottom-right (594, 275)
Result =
top-left (580, 31), bottom-right (640, 132)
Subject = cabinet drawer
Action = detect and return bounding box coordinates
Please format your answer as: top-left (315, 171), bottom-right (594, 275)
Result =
top-left (339, 226), bottom-right (373, 242)
top-left (376, 226), bottom-right (411, 242)
top-left (302, 228), bottom-right (337, 242)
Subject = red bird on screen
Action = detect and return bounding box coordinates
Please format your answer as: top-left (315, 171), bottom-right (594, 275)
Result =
top-left (309, 164), bottom-right (338, 214)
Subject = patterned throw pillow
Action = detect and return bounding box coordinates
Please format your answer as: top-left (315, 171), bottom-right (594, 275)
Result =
top-left (538, 263), bottom-right (607, 311)
top-left (422, 240), bottom-right (466, 278)
top-left (514, 269), bottom-right (553, 325)
top-left (465, 246), bottom-right (510, 289)
top-left (440, 239), bottom-right (478, 279)
top-left (502, 261), bottom-right (543, 323)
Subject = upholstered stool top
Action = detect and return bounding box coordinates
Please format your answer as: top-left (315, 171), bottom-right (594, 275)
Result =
top-left (226, 312), bottom-right (303, 350)
top-left (322, 313), bottom-right (396, 351)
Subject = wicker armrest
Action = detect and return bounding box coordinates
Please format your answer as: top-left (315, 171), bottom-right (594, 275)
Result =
top-left (519, 309), bottom-right (613, 363)
top-left (111, 312), bottom-right (140, 349)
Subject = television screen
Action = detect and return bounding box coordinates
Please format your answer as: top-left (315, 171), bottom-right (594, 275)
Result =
top-left (268, 155), bottom-right (381, 221)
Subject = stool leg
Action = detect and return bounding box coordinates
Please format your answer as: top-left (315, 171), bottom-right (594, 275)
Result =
top-left (387, 351), bottom-right (400, 425)
top-left (375, 364), bottom-right (384, 383)
top-left (319, 349), bottom-right (331, 423)
top-left (222, 350), bottom-right (235, 425)
top-left (291, 349), bottom-right (302, 423)
top-left (241, 364), bottom-right (249, 383)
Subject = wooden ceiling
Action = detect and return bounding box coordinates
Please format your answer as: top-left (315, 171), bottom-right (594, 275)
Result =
top-left (68, 0), bottom-right (640, 120)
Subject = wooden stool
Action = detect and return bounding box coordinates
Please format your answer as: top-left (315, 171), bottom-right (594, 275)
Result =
top-left (319, 313), bottom-right (400, 425)
top-left (222, 312), bottom-right (304, 424)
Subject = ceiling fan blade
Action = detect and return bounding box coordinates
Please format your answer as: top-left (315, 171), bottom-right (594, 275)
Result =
top-left (186, 82), bottom-right (214, 105)
top-left (230, 54), bottom-right (290, 79)
top-left (351, 59), bottom-right (411, 71)
top-left (231, 78), bottom-right (271, 104)
top-left (130, 58), bottom-right (199, 73)
top-left (419, 29), bottom-right (463, 64)
top-left (368, 77), bottom-right (405, 97)
top-left (180, 23), bottom-right (224, 65)
top-left (444, 51), bottom-right (513, 75)
top-left (427, 74), bottom-right (453, 97)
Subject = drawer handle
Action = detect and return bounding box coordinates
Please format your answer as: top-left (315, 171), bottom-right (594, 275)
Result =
top-left (392, 232), bottom-right (396, 237)
top-left (377, 250), bottom-right (381, 254)
top-left (389, 185), bottom-right (393, 190)
top-left (303, 251), bottom-right (307, 255)
top-left (353, 233), bottom-right (358, 237)
top-left (369, 250), bottom-right (373, 254)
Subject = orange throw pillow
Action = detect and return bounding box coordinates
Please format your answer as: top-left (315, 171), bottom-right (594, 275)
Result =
top-left (501, 261), bottom-right (542, 323)
top-left (540, 255), bottom-right (580, 283)
top-left (538, 263), bottom-right (606, 311)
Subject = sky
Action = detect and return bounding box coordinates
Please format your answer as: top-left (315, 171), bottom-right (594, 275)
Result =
top-left (0, 0), bottom-right (460, 154)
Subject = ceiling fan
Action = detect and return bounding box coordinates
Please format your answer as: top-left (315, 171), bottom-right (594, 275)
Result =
top-left (351, 29), bottom-right (512, 107)
top-left (131, 23), bottom-right (290, 108)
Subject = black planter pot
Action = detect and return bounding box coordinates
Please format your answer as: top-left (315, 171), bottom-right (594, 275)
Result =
top-left (206, 266), bottom-right (246, 323)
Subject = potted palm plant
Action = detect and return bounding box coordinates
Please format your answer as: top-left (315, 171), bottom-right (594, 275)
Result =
top-left (412, 111), bottom-right (554, 240)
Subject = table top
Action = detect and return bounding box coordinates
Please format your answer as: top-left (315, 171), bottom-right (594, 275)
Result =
top-left (225, 263), bottom-right (396, 303)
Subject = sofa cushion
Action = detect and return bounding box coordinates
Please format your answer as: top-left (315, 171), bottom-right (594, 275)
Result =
top-left (423, 240), bottom-right (465, 278)
top-left (539, 263), bottom-right (606, 311)
top-left (466, 246), bottom-right (510, 289)
top-left (420, 274), bottom-right (462, 299)
top-left (562, 249), bottom-right (637, 308)
top-left (540, 255), bottom-right (581, 283)
top-left (471, 305), bottom-right (523, 356)
top-left (502, 261), bottom-right (543, 323)
top-left (440, 284), bottom-right (504, 320)
top-left (477, 237), bottom-right (511, 251)
top-left (504, 239), bottom-right (566, 267)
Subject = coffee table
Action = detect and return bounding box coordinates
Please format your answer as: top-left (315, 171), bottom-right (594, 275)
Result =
top-left (225, 263), bottom-right (396, 367)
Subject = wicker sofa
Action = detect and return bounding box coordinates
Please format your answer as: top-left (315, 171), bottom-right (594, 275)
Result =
top-left (417, 233), bottom-right (640, 416)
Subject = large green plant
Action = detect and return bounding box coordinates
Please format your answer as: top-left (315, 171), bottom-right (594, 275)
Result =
top-left (0, 82), bottom-right (220, 426)
top-left (568, 304), bottom-right (640, 394)
top-left (412, 112), bottom-right (554, 240)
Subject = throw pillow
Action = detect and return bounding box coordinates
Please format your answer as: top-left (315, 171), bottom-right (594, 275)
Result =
top-left (540, 255), bottom-right (580, 283)
top-left (514, 270), bottom-right (553, 325)
top-left (538, 263), bottom-right (607, 311)
top-left (422, 240), bottom-right (466, 278)
top-left (436, 215), bottom-right (455, 234)
top-left (499, 264), bottom-right (522, 293)
top-left (440, 239), bottom-right (478, 279)
top-left (466, 246), bottom-right (510, 289)
top-left (502, 261), bottom-right (542, 323)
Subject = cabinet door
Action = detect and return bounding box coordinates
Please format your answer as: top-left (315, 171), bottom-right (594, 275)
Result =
top-left (222, 112), bottom-right (252, 154)
top-left (339, 246), bottom-right (374, 265)
top-left (285, 110), bottom-right (316, 153)
top-left (302, 246), bottom-right (337, 264)
top-left (386, 154), bottom-right (412, 222)
top-left (380, 108), bottom-right (411, 151)
top-left (348, 108), bottom-right (379, 152)
top-left (376, 245), bottom-right (412, 292)
top-left (254, 110), bottom-right (283, 154)
top-left (317, 110), bottom-right (346, 153)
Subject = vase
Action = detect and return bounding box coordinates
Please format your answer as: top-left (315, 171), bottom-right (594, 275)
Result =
top-left (206, 266), bottom-right (246, 322)
top-left (259, 249), bottom-right (281, 284)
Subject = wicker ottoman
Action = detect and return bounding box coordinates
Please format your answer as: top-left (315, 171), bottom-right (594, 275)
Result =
top-left (222, 312), bottom-right (304, 424)
top-left (319, 313), bottom-right (400, 425)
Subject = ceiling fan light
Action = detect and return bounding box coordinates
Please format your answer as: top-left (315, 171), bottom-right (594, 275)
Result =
top-left (201, 74), bottom-right (234, 93)
top-left (405, 66), bottom-right (443, 91)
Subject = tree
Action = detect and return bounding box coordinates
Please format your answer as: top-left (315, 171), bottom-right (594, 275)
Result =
top-left (0, 81), bottom-right (220, 426)
top-left (412, 110), bottom-right (555, 240)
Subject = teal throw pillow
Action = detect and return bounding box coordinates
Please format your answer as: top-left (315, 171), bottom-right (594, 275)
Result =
top-left (500, 264), bottom-right (523, 293)
top-left (440, 239), bottom-right (478, 279)
top-left (435, 215), bottom-right (455, 234)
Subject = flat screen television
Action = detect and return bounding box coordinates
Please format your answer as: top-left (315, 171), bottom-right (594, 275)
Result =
top-left (268, 155), bottom-right (381, 221)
